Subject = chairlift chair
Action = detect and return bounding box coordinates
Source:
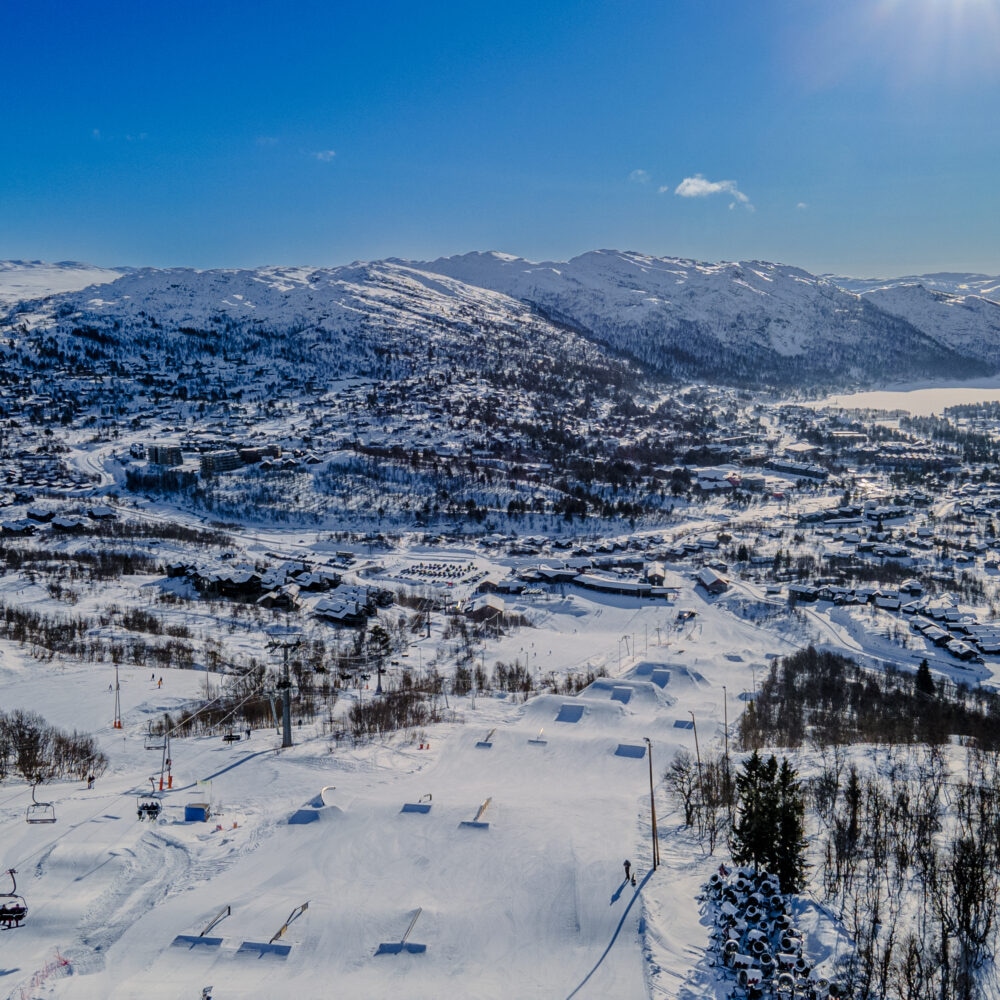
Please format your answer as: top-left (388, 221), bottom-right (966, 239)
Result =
top-left (144, 724), bottom-right (165, 751)
top-left (0, 869), bottom-right (28, 928)
top-left (137, 796), bottom-right (162, 821)
top-left (26, 783), bottom-right (56, 824)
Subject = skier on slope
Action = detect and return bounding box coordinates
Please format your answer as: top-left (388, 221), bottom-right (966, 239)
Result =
top-left (623, 859), bottom-right (631, 881)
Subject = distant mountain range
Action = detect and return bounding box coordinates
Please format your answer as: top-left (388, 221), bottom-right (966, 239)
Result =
top-left (2, 253), bottom-right (999, 390)
top-left (421, 250), bottom-right (1000, 384)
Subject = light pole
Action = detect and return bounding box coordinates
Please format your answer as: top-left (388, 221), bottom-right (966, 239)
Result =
top-left (722, 685), bottom-right (729, 765)
top-left (644, 737), bottom-right (660, 871)
top-left (690, 710), bottom-right (703, 811)
top-left (722, 685), bottom-right (732, 823)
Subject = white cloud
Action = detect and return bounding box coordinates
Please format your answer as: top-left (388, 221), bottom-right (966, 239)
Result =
top-left (673, 173), bottom-right (752, 210)
top-left (628, 168), bottom-right (650, 184)
top-left (312, 150), bottom-right (337, 162)
top-left (796, 201), bottom-right (808, 210)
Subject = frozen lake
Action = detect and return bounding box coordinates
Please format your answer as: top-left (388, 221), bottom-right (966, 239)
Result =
top-left (814, 381), bottom-right (1000, 416)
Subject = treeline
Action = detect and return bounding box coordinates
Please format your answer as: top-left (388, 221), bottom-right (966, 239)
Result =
top-left (92, 518), bottom-right (233, 548)
top-left (347, 684), bottom-right (445, 739)
top-left (815, 745), bottom-right (1000, 1000)
top-left (0, 544), bottom-right (158, 580)
top-left (739, 646), bottom-right (1000, 750)
top-left (0, 600), bottom-right (196, 669)
top-left (0, 709), bottom-right (108, 782)
top-left (903, 413), bottom-right (1000, 465)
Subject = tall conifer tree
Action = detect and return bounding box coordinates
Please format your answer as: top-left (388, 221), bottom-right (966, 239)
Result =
top-left (729, 751), bottom-right (808, 892)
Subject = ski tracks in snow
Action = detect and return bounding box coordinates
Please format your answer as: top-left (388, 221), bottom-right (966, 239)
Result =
top-left (70, 832), bottom-right (190, 975)
top-left (639, 837), bottom-right (729, 1000)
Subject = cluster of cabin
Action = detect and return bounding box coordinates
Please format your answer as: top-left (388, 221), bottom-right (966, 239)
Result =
top-left (786, 579), bottom-right (996, 663)
top-left (167, 559), bottom-right (337, 602)
top-left (786, 580), bottom-right (926, 609)
top-left (313, 585), bottom-right (391, 627)
top-left (165, 557), bottom-right (394, 627)
top-left (1, 451), bottom-right (95, 492)
top-left (1, 504), bottom-right (116, 537)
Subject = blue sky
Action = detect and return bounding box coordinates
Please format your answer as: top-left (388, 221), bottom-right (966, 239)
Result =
top-left (3, 0), bottom-right (1000, 275)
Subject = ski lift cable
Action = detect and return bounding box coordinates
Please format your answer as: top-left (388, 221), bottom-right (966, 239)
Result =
top-left (156, 680), bottom-right (264, 741)
top-left (0, 785), bottom-right (36, 810)
top-left (8, 792), bottom-right (154, 921)
top-left (109, 683), bottom-right (231, 745)
top-left (8, 783), bottom-right (153, 875)
top-left (0, 782), bottom-right (60, 816)
top-left (202, 682), bottom-right (270, 734)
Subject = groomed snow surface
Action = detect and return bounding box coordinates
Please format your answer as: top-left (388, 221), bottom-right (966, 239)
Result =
top-left (0, 585), bottom-right (840, 1000)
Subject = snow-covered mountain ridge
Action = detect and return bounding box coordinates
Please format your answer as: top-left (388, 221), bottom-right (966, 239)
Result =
top-left (422, 250), bottom-right (1000, 383)
top-left (3, 252), bottom-right (1000, 388)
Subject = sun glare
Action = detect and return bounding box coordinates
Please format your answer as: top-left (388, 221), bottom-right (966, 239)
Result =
top-left (789, 0), bottom-right (1000, 93)
top-left (868, 0), bottom-right (1000, 87)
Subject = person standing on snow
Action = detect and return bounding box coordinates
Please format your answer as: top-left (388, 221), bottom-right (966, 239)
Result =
top-left (623, 859), bottom-right (631, 882)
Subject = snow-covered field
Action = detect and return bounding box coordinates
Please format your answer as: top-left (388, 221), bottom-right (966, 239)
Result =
top-left (0, 262), bottom-right (123, 307)
top-left (0, 560), bottom-right (856, 1000)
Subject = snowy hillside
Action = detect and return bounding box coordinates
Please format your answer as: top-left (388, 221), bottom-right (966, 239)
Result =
top-left (858, 285), bottom-right (1000, 366)
top-left (831, 271), bottom-right (1000, 299)
top-left (1, 259), bottom-right (631, 403)
top-left (421, 250), bottom-right (985, 386)
top-left (5, 252), bottom-right (1000, 389)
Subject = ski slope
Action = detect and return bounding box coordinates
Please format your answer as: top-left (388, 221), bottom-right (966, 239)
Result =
top-left (0, 560), bottom-right (868, 1000)
top-left (0, 653), bottom-right (726, 1000)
